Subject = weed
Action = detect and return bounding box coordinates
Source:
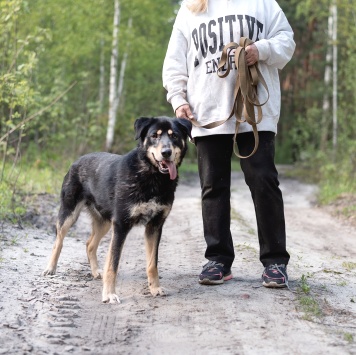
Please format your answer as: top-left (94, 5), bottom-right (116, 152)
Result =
top-left (337, 280), bottom-right (347, 286)
top-left (344, 333), bottom-right (354, 343)
top-left (235, 242), bottom-right (256, 253)
top-left (341, 205), bottom-right (356, 219)
top-left (0, 161), bottom-right (62, 221)
top-left (11, 236), bottom-right (19, 245)
top-left (298, 295), bottom-right (322, 318)
top-left (342, 261), bottom-right (356, 271)
top-left (323, 269), bottom-right (343, 274)
top-left (296, 274), bottom-right (323, 320)
top-left (299, 274), bottom-right (311, 294)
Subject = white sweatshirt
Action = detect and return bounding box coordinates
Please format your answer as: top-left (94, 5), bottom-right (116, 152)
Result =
top-left (162, 0), bottom-right (296, 138)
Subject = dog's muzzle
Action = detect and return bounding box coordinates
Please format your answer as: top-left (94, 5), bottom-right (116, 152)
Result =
top-left (157, 159), bottom-right (177, 180)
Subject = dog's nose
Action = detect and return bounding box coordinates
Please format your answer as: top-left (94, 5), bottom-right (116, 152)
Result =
top-left (161, 148), bottom-right (172, 159)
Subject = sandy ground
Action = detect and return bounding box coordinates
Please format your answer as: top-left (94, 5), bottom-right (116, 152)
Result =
top-left (0, 170), bottom-right (355, 355)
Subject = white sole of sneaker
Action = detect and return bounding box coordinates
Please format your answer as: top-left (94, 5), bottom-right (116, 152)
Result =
top-left (199, 278), bottom-right (224, 285)
top-left (262, 281), bottom-right (287, 288)
top-left (199, 274), bottom-right (233, 285)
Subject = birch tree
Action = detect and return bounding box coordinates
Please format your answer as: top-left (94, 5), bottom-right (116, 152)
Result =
top-left (99, 38), bottom-right (105, 112)
top-left (331, 1), bottom-right (337, 154)
top-left (114, 17), bottom-right (132, 115)
top-left (106, 0), bottom-right (120, 151)
top-left (320, 2), bottom-right (333, 151)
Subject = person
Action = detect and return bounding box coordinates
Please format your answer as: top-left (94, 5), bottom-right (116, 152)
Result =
top-left (162, 0), bottom-right (296, 288)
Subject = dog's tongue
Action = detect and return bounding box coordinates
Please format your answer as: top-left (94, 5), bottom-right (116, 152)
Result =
top-left (164, 160), bottom-right (177, 180)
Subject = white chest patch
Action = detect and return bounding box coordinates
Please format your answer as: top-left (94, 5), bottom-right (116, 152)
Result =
top-left (129, 200), bottom-right (171, 225)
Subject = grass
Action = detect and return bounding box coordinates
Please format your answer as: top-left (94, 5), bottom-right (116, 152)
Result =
top-left (299, 274), bottom-right (311, 294)
top-left (178, 160), bottom-right (199, 174)
top-left (344, 333), bottom-right (354, 343)
top-left (299, 296), bottom-right (323, 320)
top-left (0, 159), bottom-right (64, 222)
top-left (235, 242), bottom-right (257, 252)
top-left (296, 274), bottom-right (323, 320)
top-left (179, 159), bottom-right (241, 174)
top-left (231, 206), bottom-right (255, 235)
top-left (285, 157), bottom-right (356, 226)
top-left (342, 261), bottom-right (356, 271)
top-left (337, 280), bottom-right (347, 286)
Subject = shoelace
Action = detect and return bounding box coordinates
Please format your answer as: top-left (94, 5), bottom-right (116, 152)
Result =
top-left (202, 260), bottom-right (223, 272)
top-left (269, 264), bottom-right (290, 291)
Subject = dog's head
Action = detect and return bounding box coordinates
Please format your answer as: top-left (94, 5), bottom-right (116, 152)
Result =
top-left (134, 116), bottom-right (192, 180)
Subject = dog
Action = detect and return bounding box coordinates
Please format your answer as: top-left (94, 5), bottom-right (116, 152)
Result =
top-left (43, 116), bottom-right (192, 303)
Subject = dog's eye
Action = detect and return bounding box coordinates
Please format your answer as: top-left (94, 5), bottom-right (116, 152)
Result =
top-left (171, 133), bottom-right (178, 140)
top-left (151, 133), bottom-right (158, 139)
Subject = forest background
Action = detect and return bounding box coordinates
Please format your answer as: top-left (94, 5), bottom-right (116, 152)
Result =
top-left (0, 0), bottom-right (355, 222)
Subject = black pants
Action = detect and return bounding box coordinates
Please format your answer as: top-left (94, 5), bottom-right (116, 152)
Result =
top-left (195, 132), bottom-right (290, 269)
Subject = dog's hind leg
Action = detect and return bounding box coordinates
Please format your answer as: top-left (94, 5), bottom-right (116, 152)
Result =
top-left (144, 223), bottom-right (165, 297)
top-left (86, 218), bottom-right (111, 279)
top-left (102, 222), bottom-right (128, 304)
top-left (43, 201), bottom-right (84, 276)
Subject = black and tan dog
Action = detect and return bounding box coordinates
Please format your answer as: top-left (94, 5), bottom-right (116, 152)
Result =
top-left (43, 116), bottom-right (192, 303)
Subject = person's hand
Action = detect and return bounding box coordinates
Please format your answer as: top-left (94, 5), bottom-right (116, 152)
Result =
top-left (175, 104), bottom-right (194, 120)
top-left (245, 44), bottom-right (259, 66)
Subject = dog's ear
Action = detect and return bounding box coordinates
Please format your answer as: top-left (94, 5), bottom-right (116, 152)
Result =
top-left (134, 117), bottom-right (154, 140)
top-left (176, 118), bottom-right (193, 140)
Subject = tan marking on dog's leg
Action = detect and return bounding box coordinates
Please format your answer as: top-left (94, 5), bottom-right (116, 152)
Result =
top-left (43, 202), bottom-right (84, 276)
top-left (86, 220), bottom-right (111, 279)
top-left (102, 227), bottom-right (122, 304)
top-left (144, 226), bottom-right (165, 297)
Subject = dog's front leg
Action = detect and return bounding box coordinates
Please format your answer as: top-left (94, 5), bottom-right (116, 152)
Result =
top-left (144, 223), bottom-right (165, 297)
top-left (102, 221), bottom-right (128, 304)
top-left (43, 219), bottom-right (70, 276)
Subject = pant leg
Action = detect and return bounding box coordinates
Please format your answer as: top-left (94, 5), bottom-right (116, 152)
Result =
top-left (237, 131), bottom-right (290, 267)
top-left (195, 134), bottom-right (235, 268)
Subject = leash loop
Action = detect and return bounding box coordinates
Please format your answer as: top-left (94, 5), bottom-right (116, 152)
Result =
top-left (190, 37), bottom-right (269, 159)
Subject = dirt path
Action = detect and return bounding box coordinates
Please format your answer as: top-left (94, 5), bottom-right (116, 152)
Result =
top-left (0, 171), bottom-right (355, 355)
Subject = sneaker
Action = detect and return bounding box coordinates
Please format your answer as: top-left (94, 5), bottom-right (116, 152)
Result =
top-left (199, 261), bottom-right (233, 285)
top-left (262, 264), bottom-right (288, 288)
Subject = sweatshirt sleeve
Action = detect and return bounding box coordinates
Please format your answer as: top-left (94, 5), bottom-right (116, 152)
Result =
top-left (162, 11), bottom-right (190, 113)
top-left (254, 8), bottom-right (296, 70)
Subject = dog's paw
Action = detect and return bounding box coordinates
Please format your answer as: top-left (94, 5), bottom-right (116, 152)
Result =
top-left (150, 286), bottom-right (166, 297)
top-left (102, 293), bottom-right (121, 304)
top-left (42, 268), bottom-right (56, 276)
top-left (92, 272), bottom-right (102, 280)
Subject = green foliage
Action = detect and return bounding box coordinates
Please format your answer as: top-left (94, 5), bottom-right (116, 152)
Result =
top-left (0, 0), bottom-right (355, 216)
top-left (344, 333), bottom-right (354, 343)
top-left (299, 274), bottom-right (311, 294)
top-left (278, 0), bottom-right (356, 162)
top-left (0, 178), bottom-right (26, 221)
top-left (297, 274), bottom-right (323, 320)
top-left (0, 0), bottom-right (49, 140)
top-left (0, 159), bottom-right (63, 221)
top-left (342, 261), bottom-right (356, 271)
top-left (277, 0), bottom-right (356, 206)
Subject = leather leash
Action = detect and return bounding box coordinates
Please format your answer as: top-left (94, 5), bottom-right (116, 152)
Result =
top-left (189, 37), bottom-right (269, 158)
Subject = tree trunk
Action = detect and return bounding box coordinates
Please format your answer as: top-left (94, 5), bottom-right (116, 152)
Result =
top-left (106, 0), bottom-right (120, 151)
top-left (320, 5), bottom-right (333, 151)
top-left (99, 38), bottom-right (105, 113)
top-left (331, 2), bottom-right (338, 155)
top-left (114, 18), bottom-right (132, 114)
